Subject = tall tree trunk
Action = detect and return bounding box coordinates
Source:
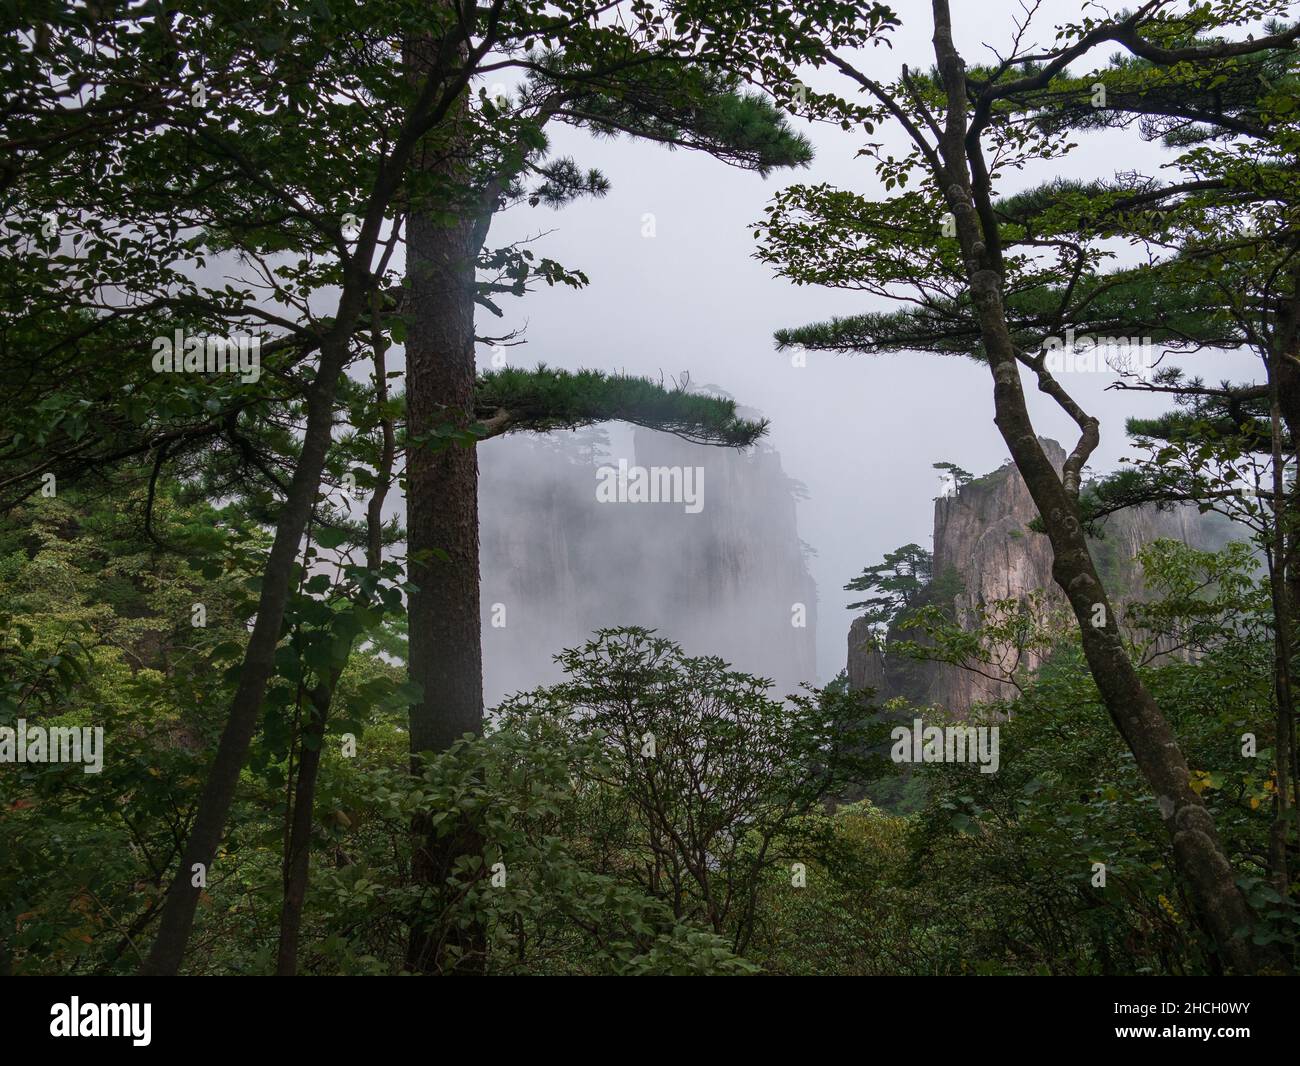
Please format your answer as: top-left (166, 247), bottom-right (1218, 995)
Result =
top-left (982, 283), bottom-right (1280, 974)
top-left (1273, 262), bottom-right (1300, 839)
top-left (405, 204), bottom-right (483, 757)
top-left (1265, 361), bottom-right (1295, 904)
top-left (930, 0), bottom-right (1285, 974)
top-left (403, 30), bottom-right (486, 972)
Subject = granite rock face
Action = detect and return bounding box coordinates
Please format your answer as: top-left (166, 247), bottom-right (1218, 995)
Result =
top-left (479, 418), bottom-right (817, 706)
top-left (847, 439), bottom-right (1238, 715)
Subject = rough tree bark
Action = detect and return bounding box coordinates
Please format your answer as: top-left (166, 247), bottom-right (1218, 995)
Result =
top-left (402, 24), bottom-right (488, 972)
top-left (404, 203), bottom-right (483, 759)
top-left (1266, 381), bottom-right (1293, 899)
top-left (1273, 260), bottom-right (1300, 831)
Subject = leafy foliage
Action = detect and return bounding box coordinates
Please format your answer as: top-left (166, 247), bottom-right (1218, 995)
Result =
top-left (474, 366), bottom-right (769, 446)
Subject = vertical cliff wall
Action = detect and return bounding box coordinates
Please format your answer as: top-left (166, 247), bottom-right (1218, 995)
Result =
top-left (479, 418), bottom-right (817, 706)
top-left (847, 439), bottom-right (1240, 715)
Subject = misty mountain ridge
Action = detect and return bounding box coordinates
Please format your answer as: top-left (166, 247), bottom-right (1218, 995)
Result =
top-left (478, 414), bottom-right (817, 704)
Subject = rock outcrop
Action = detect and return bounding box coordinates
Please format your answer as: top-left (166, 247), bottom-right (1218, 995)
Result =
top-left (847, 440), bottom-right (1239, 715)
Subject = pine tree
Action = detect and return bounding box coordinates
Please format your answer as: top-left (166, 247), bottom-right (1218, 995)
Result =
top-left (401, 10), bottom-right (812, 973)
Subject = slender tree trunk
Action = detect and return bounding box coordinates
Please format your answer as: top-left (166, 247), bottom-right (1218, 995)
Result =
top-left (982, 289), bottom-right (1279, 974)
top-left (1266, 375), bottom-right (1294, 900)
top-left (276, 309), bottom-right (399, 975)
top-left (276, 689), bottom-right (327, 976)
top-left (141, 333), bottom-right (354, 975)
top-left (929, 0), bottom-right (1284, 974)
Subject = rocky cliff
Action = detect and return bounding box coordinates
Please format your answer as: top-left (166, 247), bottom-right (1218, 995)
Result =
top-left (847, 439), bottom-right (1239, 715)
top-left (479, 415), bottom-right (817, 705)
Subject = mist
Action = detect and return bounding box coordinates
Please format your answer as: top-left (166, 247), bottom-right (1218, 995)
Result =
top-left (430, 0), bottom-right (1257, 688)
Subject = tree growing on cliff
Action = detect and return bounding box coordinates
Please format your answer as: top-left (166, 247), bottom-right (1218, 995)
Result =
top-left (845, 544), bottom-right (932, 632)
top-left (933, 461), bottom-right (973, 495)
